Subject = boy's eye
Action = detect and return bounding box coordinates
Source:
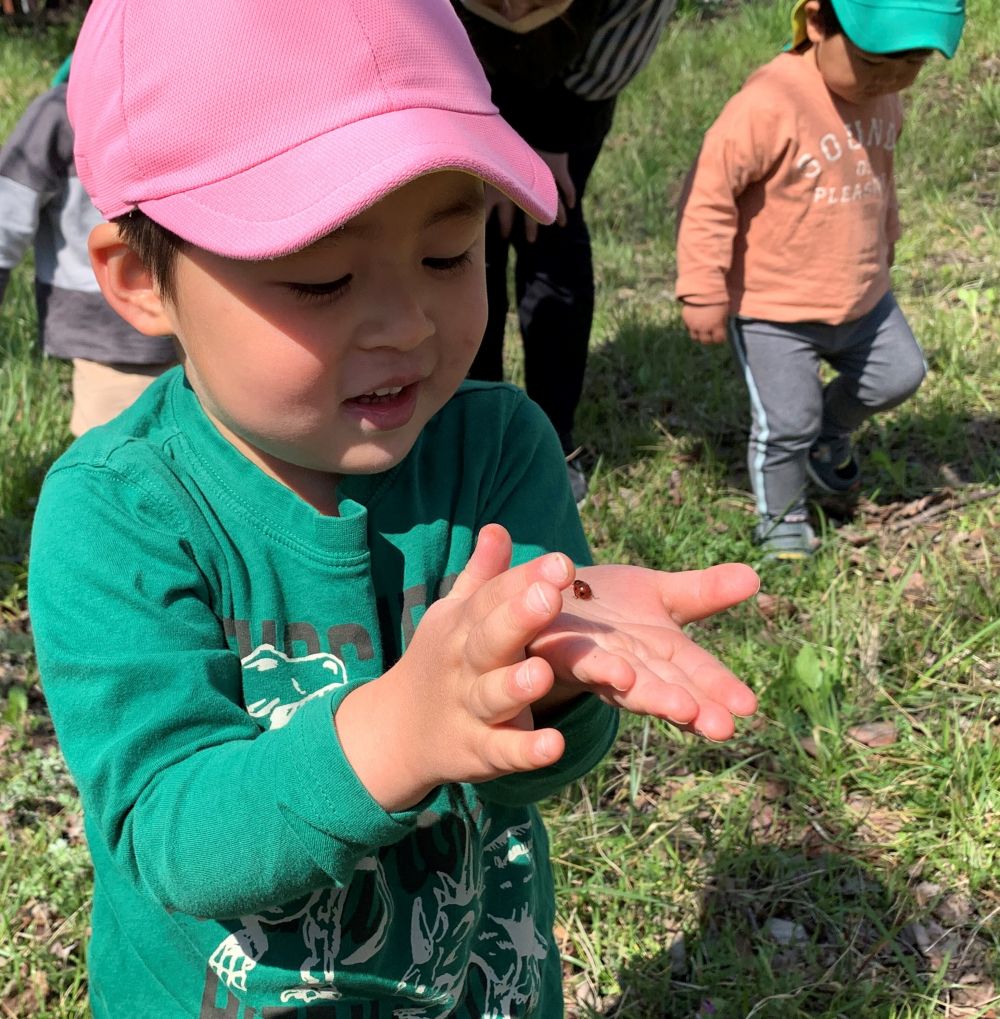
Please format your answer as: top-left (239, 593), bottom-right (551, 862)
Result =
top-left (424, 250), bottom-right (473, 273)
top-left (286, 275), bottom-right (352, 302)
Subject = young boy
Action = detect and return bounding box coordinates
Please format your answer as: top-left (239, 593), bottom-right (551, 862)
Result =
top-left (28, 1), bottom-right (759, 1016)
top-left (0, 73), bottom-right (175, 436)
top-left (675, 0), bottom-right (965, 559)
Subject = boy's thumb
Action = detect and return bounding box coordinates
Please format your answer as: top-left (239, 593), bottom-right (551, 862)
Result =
top-left (446, 524), bottom-right (513, 600)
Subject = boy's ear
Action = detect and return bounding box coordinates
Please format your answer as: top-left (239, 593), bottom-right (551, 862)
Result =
top-left (88, 222), bottom-right (175, 336)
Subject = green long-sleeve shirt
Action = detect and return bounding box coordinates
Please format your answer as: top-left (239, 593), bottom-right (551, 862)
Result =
top-left (29, 369), bottom-right (618, 1018)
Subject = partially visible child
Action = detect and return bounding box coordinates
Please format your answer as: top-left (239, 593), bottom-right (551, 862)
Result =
top-left (28, 1), bottom-right (758, 1016)
top-left (676, 0), bottom-right (965, 559)
top-left (0, 67), bottom-right (175, 436)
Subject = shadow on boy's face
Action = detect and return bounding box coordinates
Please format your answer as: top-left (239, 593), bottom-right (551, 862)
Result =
top-left (167, 172), bottom-right (489, 363)
top-left (158, 173), bottom-right (492, 492)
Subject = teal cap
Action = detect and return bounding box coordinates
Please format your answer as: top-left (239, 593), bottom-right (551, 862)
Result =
top-left (790, 0), bottom-right (966, 57)
top-left (51, 53), bottom-right (72, 87)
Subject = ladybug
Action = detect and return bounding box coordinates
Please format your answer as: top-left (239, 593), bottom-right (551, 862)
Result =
top-left (572, 579), bottom-right (593, 600)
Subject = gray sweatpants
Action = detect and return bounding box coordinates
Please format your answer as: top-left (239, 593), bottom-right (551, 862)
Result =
top-left (729, 291), bottom-right (926, 521)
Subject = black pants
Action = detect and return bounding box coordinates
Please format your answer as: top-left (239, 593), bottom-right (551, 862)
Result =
top-left (468, 135), bottom-right (608, 455)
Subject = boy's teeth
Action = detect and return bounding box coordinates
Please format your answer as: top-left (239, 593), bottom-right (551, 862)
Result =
top-left (355, 385), bottom-right (404, 403)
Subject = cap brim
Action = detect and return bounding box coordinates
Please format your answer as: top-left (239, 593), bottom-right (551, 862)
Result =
top-left (833, 0), bottom-right (965, 57)
top-left (136, 107), bottom-right (557, 259)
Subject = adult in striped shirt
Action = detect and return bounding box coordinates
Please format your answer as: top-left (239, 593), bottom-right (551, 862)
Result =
top-left (455, 0), bottom-right (677, 503)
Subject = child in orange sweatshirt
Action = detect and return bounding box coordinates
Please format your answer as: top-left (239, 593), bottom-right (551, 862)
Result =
top-left (676, 0), bottom-right (965, 559)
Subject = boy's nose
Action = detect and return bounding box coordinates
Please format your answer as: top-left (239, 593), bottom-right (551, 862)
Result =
top-left (357, 283), bottom-right (434, 351)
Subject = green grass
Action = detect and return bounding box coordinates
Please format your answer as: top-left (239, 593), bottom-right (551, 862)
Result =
top-left (2, 4), bottom-right (999, 1017)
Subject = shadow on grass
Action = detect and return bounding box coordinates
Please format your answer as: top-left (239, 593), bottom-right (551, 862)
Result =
top-left (0, 446), bottom-right (65, 616)
top-left (576, 315), bottom-right (1000, 515)
top-left (580, 840), bottom-right (995, 1018)
top-left (608, 845), bottom-right (904, 1018)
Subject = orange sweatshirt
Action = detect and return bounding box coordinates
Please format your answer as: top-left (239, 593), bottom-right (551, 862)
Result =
top-left (676, 49), bottom-right (902, 325)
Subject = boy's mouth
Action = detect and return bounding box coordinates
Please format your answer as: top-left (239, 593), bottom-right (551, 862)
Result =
top-left (342, 380), bottom-right (420, 431)
top-left (352, 386), bottom-right (404, 405)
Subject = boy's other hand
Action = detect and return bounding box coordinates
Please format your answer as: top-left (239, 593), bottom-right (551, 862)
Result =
top-left (682, 302), bottom-right (730, 344)
top-left (528, 563), bottom-right (760, 741)
top-left (334, 525), bottom-right (576, 812)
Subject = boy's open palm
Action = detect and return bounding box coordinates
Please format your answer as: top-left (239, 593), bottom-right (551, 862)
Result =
top-left (336, 527), bottom-right (759, 811)
top-left (528, 562), bottom-right (759, 741)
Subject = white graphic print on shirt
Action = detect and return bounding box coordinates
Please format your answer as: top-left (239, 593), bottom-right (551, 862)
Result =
top-left (202, 644), bottom-right (547, 1014)
top-left (796, 116), bottom-right (897, 207)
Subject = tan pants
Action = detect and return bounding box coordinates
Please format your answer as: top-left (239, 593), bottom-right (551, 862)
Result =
top-left (70, 359), bottom-right (176, 437)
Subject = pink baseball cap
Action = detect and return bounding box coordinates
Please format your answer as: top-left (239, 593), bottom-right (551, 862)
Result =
top-left (68, 0), bottom-right (557, 259)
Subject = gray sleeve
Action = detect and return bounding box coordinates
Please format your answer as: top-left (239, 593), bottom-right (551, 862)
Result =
top-left (0, 84), bottom-right (74, 192)
top-left (0, 86), bottom-right (72, 279)
top-left (0, 173), bottom-right (47, 274)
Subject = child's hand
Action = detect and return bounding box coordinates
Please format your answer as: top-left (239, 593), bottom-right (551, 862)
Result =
top-left (527, 563), bottom-right (759, 741)
top-left (682, 302), bottom-right (730, 344)
top-left (485, 148), bottom-right (573, 243)
top-left (525, 149), bottom-right (574, 241)
top-left (334, 525), bottom-right (576, 812)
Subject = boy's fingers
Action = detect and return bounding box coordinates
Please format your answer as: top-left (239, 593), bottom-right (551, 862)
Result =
top-left (481, 725), bottom-right (565, 775)
top-left (656, 563), bottom-right (760, 625)
top-left (607, 660), bottom-right (700, 724)
top-left (690, 701), bottom-right (739, 742)
top-left (688, 662), bottom-right (758, 717)
top-left (464, 547), bottom-right (573, 623)
top-left (468, 658), bottom-right (555, 724)
top-left (446, 524), bottom-right (513, 601)
top-left (537, 633), bottom-right (636, 693)
top-left (450, 529), bottom-right (574, 613)
top-left (637, 643), bottom-right (757, 717)
top-left (466, 576), bottom-right (567, 670)
top-left (605, 660), bottom-right (745, 741)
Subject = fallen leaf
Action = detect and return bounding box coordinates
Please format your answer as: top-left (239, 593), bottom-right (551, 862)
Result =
top-left (913, 881), bottom-right (942, 907)
top-left (903, 571), bottom-right (927, 600)
top-left (755, 593), bottom-right (798, 619)
top-left (935, 892), bottom-right (973, 926)
top-left (951, 979), bottom-right (996, 1010)
top-left (799, 735), bottom-right (820, 758)
top-left (846, 721), bottom-right (899, 747)
top-left (750, 803), bottom-right (774, 833)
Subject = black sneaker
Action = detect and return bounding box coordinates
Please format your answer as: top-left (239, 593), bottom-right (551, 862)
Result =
top-left (806, 438), bottom-right (861, 494)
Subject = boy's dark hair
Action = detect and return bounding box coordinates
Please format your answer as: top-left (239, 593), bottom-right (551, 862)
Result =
top-left (112, 210), bottom-right (187, 301)
top-left (817, 0), bottom-right (844, 36)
